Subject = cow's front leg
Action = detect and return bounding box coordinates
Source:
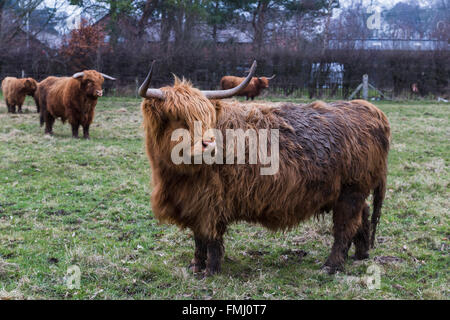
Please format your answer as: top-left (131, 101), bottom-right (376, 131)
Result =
top-left (17, 104), bottom-right (23, 113)
top-left (71, 122), bottom-right (80, 138)
top-left (206, 238), bottom-right (224, 276)
top-left (82, 124), bottom-right (90, 139)
top-left (189, 235), bottom-right (207, 273)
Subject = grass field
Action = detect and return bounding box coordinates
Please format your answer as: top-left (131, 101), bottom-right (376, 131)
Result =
top-left (0, 94), bottom-right (448, 300)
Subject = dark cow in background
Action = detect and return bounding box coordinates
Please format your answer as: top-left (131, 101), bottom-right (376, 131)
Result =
top-left (36, 70), bottom-right (115, 139)
top-left (139, 61), bottom-right (391, 276)
top-left (220, 74), bottom-right (275, 100)
top-left (1, 77), bottom-right (38, 113)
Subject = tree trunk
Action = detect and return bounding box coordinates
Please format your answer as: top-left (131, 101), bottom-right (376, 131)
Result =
top-left (160, 7), bottom-right (173, 53)
top-left (252, 1), bottom-right (269, 56)
top-left (137, 0), bottom-right (159, 39)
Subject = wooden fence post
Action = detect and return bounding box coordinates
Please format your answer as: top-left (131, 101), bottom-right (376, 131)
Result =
top-left (363, 74), bottom-right (368, 100)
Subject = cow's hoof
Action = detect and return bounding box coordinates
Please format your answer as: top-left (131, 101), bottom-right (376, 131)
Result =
top-left (205, 267), bottom-right (221, 277)
top-left (189, 264), bottom-right (204, 273)
top-left (351, 253), bottom-right (369, 261)
top-left (188, 259), bottom-right (206, 273)
top-left (321, 263), bottom-right (344, 275)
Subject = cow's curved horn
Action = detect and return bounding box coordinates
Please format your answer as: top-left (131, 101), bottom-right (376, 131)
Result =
top-left (201, 60), bottom-right (257, 99)
top-left (139, 61), bottom-right (165, 100)
top-left (100, 73), bottom-right (116, 81)
top-left (267, 74), bottom-right (276, 80)
top-left (72, 72), bottom-right (85, 79)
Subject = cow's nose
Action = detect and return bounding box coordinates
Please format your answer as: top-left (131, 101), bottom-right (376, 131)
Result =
top-left (202, 139), bottom-right (216, 151)
top-left (96, 90), bottom-right (103, 97)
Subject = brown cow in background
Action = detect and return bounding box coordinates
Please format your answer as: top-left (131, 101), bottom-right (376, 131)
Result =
top-left (220, 74), bottom-right (275, 100)
top-left (36, 70), bottom-right (115, 139)
top-left (1, 77), bottom-right (38, 113)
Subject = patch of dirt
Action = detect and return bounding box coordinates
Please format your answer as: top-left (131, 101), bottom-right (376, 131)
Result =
top-left (46, 209), bottom-right (71, 216)
top-left (374, 255), bottom-right (404, 265)
top-left (118, 230), bottom-right (136, 241)
top-left (47, 257), bottom-right (59, 264)
top-left (245, 250), bottom-right (268, 257)
top-left (280, 249), bottom-right (308, 263)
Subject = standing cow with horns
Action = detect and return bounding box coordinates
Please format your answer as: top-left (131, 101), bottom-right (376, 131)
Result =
top-left (220, 73), bottom-right (275, 100)
top-left (139, 60), bottom-right (390, 276)
top-left (35, 70), bottom-right (116, 139)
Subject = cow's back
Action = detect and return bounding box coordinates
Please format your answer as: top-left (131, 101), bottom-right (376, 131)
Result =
top-left (42, 76), bottom-right (70, 118)
top-left (2, 77), bottom-right (22, 104)
top-left (214, 100), bottom-right (390, 229)
top-left (2, 77), bottom-right (15, 95)
top-left (278, 100), bottom-right (390, 191)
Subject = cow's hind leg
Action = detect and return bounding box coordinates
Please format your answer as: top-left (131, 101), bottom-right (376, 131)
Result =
top-left (352, 203), bottom-right (370, 260)
top-left (82, 124), bottom-right (90, 139)
top-left (17, 104), bottom-right (23, 113)
top-left (44, 112), bottom-right (55, 135)
top-left (323, 188), bottom-right (366, 274)
top-left (189, 235), bottom-right (207, 273)
top-left (71, 122), bottom-right (80, 138)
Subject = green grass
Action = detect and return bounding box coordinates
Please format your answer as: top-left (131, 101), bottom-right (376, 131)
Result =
top-left (0, 94), bottom-right (448, 300)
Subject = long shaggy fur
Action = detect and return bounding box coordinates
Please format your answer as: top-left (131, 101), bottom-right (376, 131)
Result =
top-left (1, 77), bottom-right (38, 113)
top-left (36, 70), bottom-right (105, 138)
top-left (141, 80), bottom-right (390, 275)
top-left (220, 76), bottom-right (271, 100)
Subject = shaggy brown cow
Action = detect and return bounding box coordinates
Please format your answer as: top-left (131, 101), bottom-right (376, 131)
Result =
top-left (220, 74), bottom-right (275, 100)
top-left (1, 77), bottom-right (38, 113)
top-left (37, 70), bottom-right (115, 138)
top-left (139, 61), bottom-right (390, 275)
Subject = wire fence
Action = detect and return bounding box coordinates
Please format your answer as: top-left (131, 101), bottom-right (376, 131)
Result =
top-left (0, 71), bottom-right (447, 101)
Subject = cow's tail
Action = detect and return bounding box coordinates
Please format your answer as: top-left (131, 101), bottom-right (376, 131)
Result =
top-left (370, 176), bottom-right (387, 248)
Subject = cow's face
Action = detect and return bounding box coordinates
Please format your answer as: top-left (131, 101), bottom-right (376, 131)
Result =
top-left (258, 77), bottom-right (270, 89)
top-left (24, 78), bottom-right (37, 96)
top-left (142, 79), bottom-right (220, 173)
top-left (77, 70), bottom-right (105, 98)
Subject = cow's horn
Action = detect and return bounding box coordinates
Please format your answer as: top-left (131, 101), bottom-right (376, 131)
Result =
top-left (100, 73), bottom-right (116, 81)
top-left (201, 60), bottom-right (257, 99)
top-left (139, 60), bottom-right (165, 100)
top-left (72, 72), bottom-right (85, 79)
top-left (267, 74), bottom-right (276, 80)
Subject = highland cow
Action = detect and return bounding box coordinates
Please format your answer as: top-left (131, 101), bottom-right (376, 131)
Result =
top-left (1, 77), bottom-right (38, 113)
top-left (140, 61), bottom-right (390, 276)
top-left (220, 74), bottom-right (275, 100)
top-left (36, 70), bottom-right (115, 138)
